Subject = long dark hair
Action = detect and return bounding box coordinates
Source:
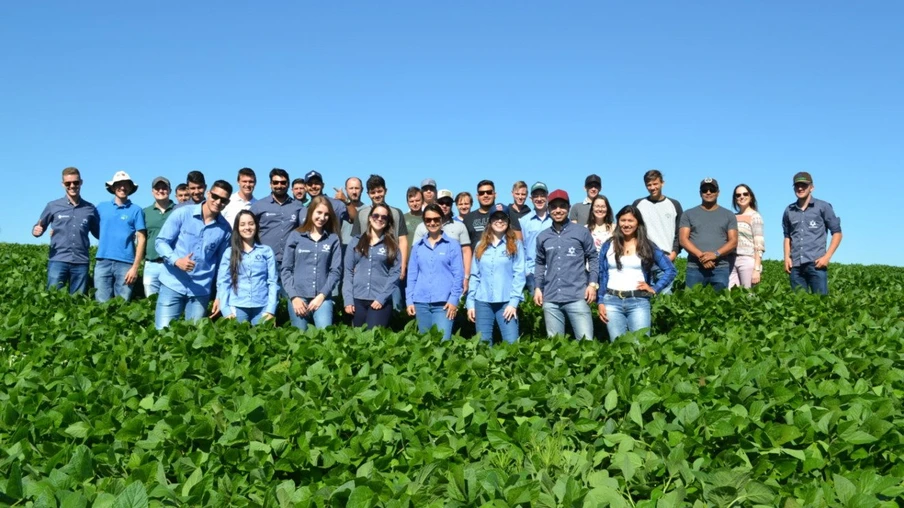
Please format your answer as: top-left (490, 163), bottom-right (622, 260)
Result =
top-left (296, 195), bottom-right (339, 235)
top-left (732, 184), bottom-right (759, 212)
top-left (229, 210), bottom-right (261, 293)
top-left (354, 203), bottom-right (398, 265)
top-left (586, 195), bottom-right (614, 230)
top-left (611, 205), bottom-right (655, 272)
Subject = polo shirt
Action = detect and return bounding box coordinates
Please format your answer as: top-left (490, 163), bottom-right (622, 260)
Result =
top-left (36, 196), bottom-right (100, 264)
top-left (156, 204), bottom-right (232, 296)
top-left (782, 197), bottom-right (842, 266)
top-left (96, 199), bottom-right (147, 264)
top-left (143, 201), bottom-right (175, 261)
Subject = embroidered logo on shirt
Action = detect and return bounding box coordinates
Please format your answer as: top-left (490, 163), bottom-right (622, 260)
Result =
top-left (290, 214), bottom-right (297, 221)
top-left (808, 220), bottom-right (819, 229)
top-left (568, 246), bottom-right (577, 256)
top-left (322, 244), bottom-right (331, 252)
top-left (378, 247), bottom-right (386, 255)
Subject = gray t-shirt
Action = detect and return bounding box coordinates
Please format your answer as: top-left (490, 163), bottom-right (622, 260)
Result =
top-left (679, 205), bottom-right (737, 266)
top-left (413, 219), bottom-right (470, 246)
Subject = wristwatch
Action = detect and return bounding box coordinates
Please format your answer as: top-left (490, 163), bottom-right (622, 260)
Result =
top-left (589, 282), bottom-right (600, 289)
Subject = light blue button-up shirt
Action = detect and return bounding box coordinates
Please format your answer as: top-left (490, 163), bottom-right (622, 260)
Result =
top-left (216, 243), bottom-right (278, 315)
top-left (280, 230), bottom-right (342, 300)
top-left (156, 204), bottom-right (232, 296)
top-left (519, 210), bottom-right (552, 277)
top-left (466, 238), bottom-right (526, 309)
top-left (406, 233), bottom-right (464, 306)
top-left (342, 235), bottom-right (402, 305)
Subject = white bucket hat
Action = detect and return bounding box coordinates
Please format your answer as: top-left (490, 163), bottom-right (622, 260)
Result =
top-left (106, 171), bottom-right (138, 195)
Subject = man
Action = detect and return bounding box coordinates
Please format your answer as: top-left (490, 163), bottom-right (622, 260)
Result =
top-left (519, 182), bottom-right (552, 294)
top-left (412, 189), bottom-right (472, 291)
top-left (154, 180), bottom-right (234, 329)
top-left (33, 167), bottom-right (100, 295)
top-left (351, 174), bottom-right (410, 307)
top-left (94, 171), bottom-right (147, 302)
top-left (569, 174), bottom-right (602, 225)
top-left (679, 178), bottom-right (738, 291)
top-left (455, 192), bottom-right (472, 222)
top-left (175, 184), bottom-right (190, 203)
top-left (421, 178), bottom-right (438, 206)
top-left (403, 186), bottom-right (423, 252)
top-left (292, 178), bottom-right (307, 204)
top-left (143, 176), bottom-right (176, 296)
top-left (534, 189), bottom-right (598, 340)
top-left (221, 167), bottom-right (258, 226)
top-left (304, 170), bottom-right (357, 237)
top-left (633, 169), bottom-right (683, 294)
top-left (340, 176), bottom-right (365, 245)
top-left (782, 172), bottom-right (842, 295)
top-left (462, 180), bottom-right (522, 247)
top-left (508, 181), bottom-right (531, 220)
top-left (185, 171), bottom-right (206, 204)
top-left (251, 168), bottom-right (306, 274)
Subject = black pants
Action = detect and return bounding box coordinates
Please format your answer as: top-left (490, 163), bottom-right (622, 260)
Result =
top-left (353, 298), bottom-right (392, 329)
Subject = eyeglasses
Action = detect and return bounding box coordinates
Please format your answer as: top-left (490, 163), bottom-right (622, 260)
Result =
top-left (209, 194), bottom-right (231, 205)
top-left (735, 192), bottom-right (749, 198)
top-left (271, 180), bottom-right (288, 186)
top-left (477, 189), bottom-right (494, 196)
top-left (63, 181), bottom-right (81, 187)
top-left (370, 213), bottom-right (388, 222)
top-left (423, 216), bottom-right (442, 224)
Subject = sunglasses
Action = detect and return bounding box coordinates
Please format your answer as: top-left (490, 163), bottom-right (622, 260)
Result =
top-left (735, 192), bottom-right (749, 198)
top-left (271, 180), bottom-right (288, 186)
top-left (423, 216), bottom-right (442, 224)
top-left (492, 217), bottom-right (509, 224)
top-left (477, 189), bottom-right (494, 196)
top-left (700, 187), bottom-right (718, 194)
top-left (370, 213), bottom-right (388, 222)
top-left (63, 181), bottom-right (81, 187)
top-left (209, 194), bottom-right (231, 205)
top-left (794, 183), bottom-right (810, 189)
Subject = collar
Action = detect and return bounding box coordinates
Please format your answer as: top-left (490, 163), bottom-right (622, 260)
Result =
top-left (154, 200), bottom-right (174, 212)
top-left (111, 198), bottom-right (132, 208)
top-left (529, 210), bottom-right (550, 221)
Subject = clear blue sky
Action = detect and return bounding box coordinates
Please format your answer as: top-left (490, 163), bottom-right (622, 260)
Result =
top-left (3, 1), bottom-right (900, 265)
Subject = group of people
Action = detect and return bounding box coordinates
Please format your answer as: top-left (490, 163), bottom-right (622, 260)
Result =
top-left (34, 166), bottom-right (842, 342)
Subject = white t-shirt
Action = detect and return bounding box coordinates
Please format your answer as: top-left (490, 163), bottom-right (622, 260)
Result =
top-left (606, 250), bottom-right (645, 291)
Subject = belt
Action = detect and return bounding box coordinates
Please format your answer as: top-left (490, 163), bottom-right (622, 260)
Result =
top-left (606, 289), bottom-right (651, 299)
top-left (148, 258), bottom-right (163, 263)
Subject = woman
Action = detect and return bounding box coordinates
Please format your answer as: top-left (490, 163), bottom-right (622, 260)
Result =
top-left (455, 192), bottom-right (472, 222)
top-left (597, 205), bottom-right (676, 341)
top-left (406, 204), bottom-right (464, 340)
top-left (216, 210), bottom-right (278, 325)
top-left (466, 210), bottom-right (525, 344)
top-left (281, 196), bottom-right (342, 331)
top-left (343, 204), bottom-right (401, 329)
top-left (730, 184), bottom-right (765, 288)
top-left (586, 195), bottom-right (615, 252)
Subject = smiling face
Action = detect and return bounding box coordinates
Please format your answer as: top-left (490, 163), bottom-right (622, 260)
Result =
top-left (531, 191), bottom-right (547, 213)
top-left (734, 185), bottom-right (751, 209)
top-left (112, 181), bottom-right (133, 202)
top-left (700, 185), bottom-right (719, 206)
top-left (368, 186), bottom-right (386, 205)
top-left (618, 212), bottom-right (638, 238)
top-left (512, 187), bottom-right (527, 206)
top-left (306, 181), bottom-right (324, 197)
top-left (585, 182), bottom-right (601, 199)
top-left (592, 198), bottom-right (608, 222)
top-left (369, 204), bottom-right (390, 235)
top-left (62, 175), bottom-right (82, 199)
top-left (407, 192), bottom-right (423, 213)
top-left (645, 177), bottom-right (663, 200)
top-left (237, 175), bottom-right (256, 198)
top-left (794, 182), bottom-right (812, 201)
top-left (237, 213), bottom-right (257, 242)
top-left (188, 182), bottom-right (206, 203)
top-left (477, 185), bottom-right (495, 208)
top-left (549, 199), bottom-right (569, 223)
top-left (152, 183), bottom-right (171, 203)
top-left (175, 187), bottom-right (189, 203)
top-left (490, 215), bottom-right (509, 234)
top-left (456, 196), bottom-right (472, 217)
top-left (206, 187), bottom-right (230, 215)
top-left (271, 176), bottom-right (289, 198)
top-left (423, 210), bottom-right (443, 235)
top-left (291, 182), bottom-right (305, 200)
top-left (311, 203), bottom-right (330, 229)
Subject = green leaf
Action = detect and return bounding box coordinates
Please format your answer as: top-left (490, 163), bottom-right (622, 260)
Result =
top-left (181, 467), bottom-right (203, 497)
top-left (583, 485), bottom-right (629, 507)
top-left (833, 474), bottom-right (857, 505)
top-left (112, 482), bottom-right (148, 508)
top-left (65, 421), bottom-right (91, 438)
top-left (605, 390), bottom-right (618, 411)
top-left (347, 485), bottom-right (375, 508)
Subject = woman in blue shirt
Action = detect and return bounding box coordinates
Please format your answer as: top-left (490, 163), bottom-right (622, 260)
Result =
top-left (216, 210), bottom-right (278, 325)
top-left (281, 196), bottom-right (342, 331)
top-left (597, 205), bottom-right (677, 341)
top-left (406, 204), bottom-right (464, 340)
top-left (466, 209), bottom-right (525, 344)
top-left (343, 203), bottom-right (401, 329)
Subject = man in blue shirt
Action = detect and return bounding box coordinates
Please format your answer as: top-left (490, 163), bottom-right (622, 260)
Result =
top-left (534, 189), bottom-right (599, 340)
top-left (251, 168), bottom-right (306, 276)
top-left (95, 171), bottom-right (147, 302)
top-left (33, 167), bottom-right (100, 295)
top-left (154, 180), bottom-right (233, 329)
top-left (782, 172), bottom-right (842, 295)
top-left (519, 181), bottom-right (552, 294)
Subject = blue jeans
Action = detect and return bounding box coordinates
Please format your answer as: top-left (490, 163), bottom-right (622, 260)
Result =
top-left (155, 284), bottom-right (210, 329)
top-left (651, 264), bottom-right (674, 295)
top-left (685, 261), bottom-right (731, 291)
top-left (94, 258), bottom-right (135, 302)
top-left (234, 306), bottom-right (269, 325)
top-left (524, 274), bottom-right (536, 295)
top-left (288, 298), bottom-right (334, 331)
top-left (47, 261), bottom-right (89, 295)
top-left (542, 300), bottom-right (593, 340)
top-left (143, 261), bottom-right (165, 297)
top-left (414, 302), bottom-right (454, 340)
top-left (602, 293), bottom-right (651, 342)
top-left (474, 301), bottom-right (519, 344)
top-left (790, 263), bottom-right (829, 295)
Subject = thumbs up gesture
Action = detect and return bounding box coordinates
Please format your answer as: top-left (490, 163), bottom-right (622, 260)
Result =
top-left (177, 252), bottom-right (196, 272)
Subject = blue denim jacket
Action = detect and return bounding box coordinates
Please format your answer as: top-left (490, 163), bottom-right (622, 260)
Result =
top-left (535, 221), bottom-right (598, 304)
top-left (596, 240), bottom-right (677, 302)
top-left (217, 243), bottom-right (279, 315)
top-left (466, 238), bottom-right (526, 309)
top-left (406, 233), bottom-right (464, 306)
top-left (342, 235), bottom-right (401, 305)
top-left (156, 204), bottom-right (232, 296)
top-left (280, 230), bottom-right (342, 300)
